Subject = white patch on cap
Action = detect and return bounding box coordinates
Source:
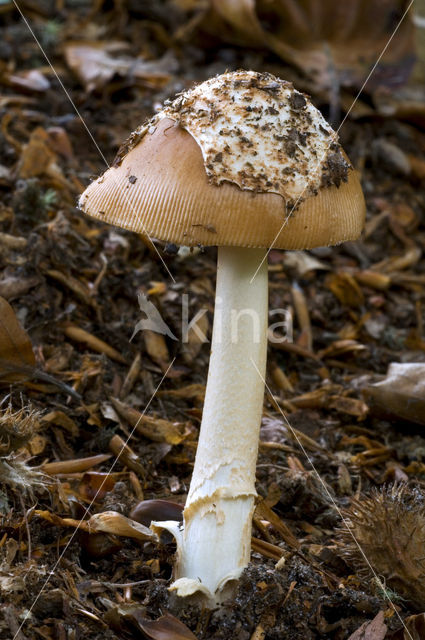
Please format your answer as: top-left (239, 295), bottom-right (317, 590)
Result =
top-left (155, 70), bottom-right (348, 205)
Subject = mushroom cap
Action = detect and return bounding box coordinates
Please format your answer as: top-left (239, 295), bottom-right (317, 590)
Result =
top-left (79, 71), bottom-right (365, 250)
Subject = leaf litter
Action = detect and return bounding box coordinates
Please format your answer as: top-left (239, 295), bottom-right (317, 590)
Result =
top-left (0, 1), bottom-right (425, 638)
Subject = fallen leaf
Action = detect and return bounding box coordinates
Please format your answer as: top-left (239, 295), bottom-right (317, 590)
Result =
top-left (64, 41), bottom-right (175, 92)
top-left (87, 511), bottom-right (157, 543)
top-left (16, 126), bottom-right (68, 188)
top-left (347, 610), bottom-right (387, 640)
top-left (111, 398), bottom-right (190, 445)
top-left (181, 310), bottom-right (209, 363)
top-left (143, 329), bottom-right (171, 369)
top-left (363, 363), bottom-right (425, 426)
top-left (0, 295), bottom-right (35, 382)
top-left (389, 613), bottom-right (425, 640)
top-left (326, 272), bottom-right (364, 307)
top-left (132, 611), bottom-right (199, 639)
top-left (158, 383), bottom-right (206, 405)
top-left (0, 275), bottom-right (40, 301)
top-left (283, 251), bottom-right (330, 276)
top-left (105, 605), bottom-right (198, 640)
top-left (6, 68), bottom-right (50, 93)
top-left (318, 340), bottom-right (368, 360)
top-left (63, 324), bottom-right (127, 364)
top-left (41, 454), bottom-right (112, 475)
top-left (204, 0), bottom-right (415, 95)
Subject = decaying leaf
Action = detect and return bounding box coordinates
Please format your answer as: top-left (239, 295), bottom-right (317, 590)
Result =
top-left (181, 310), bottom-right (209, 363)
top-left (63, 324), bottom-right (127, 364)
top-left (35, 509), bottom-right (157, 543)
top-left (64, 41), bottom-right (175, 92)
top-left (282, 250), bottom-right (330, 276)
top-left (347, 611), bottom-right (387, 640)
top-left (105, 604), bottom-right (198, 640)
top-left (158, 383), bottom-right (206, 405)
top-left (203, 0), bottom-right (415, 95)
top-left (41, 453), bottom-right (112, 476)
top-left (136, 612), bottom-right (199, 639)
top-left (289, 386), bottom-right (368, 419)
top-left (254, 499), bottom-right (299, 550)
top-left (16, 127), bottom-right (72, 192)
top-left (87, 511), bottom-right (157, 543)
top-left (363, 362), bottom-right (425, 426)
top-left (0, 295), bottom-right (36, 383)
top-left (111, 398), bottom-right (190, 445)
top-left (79, 471), bottom-right (120, 501)
top-left (143, 329), bottom-right (171, 369)
top-left (389, 613), bottom-right (425, 640)
top-left (326, 272), bottom-right (364, 308)
top-left (108, 434), bottom-right (145, 477)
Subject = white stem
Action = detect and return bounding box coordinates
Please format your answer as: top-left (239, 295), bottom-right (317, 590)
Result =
top-left (153, 246), bottom-right (268, 605)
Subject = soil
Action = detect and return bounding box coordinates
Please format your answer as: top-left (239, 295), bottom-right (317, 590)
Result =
top-left (1, 2), bottom-right (425, 639)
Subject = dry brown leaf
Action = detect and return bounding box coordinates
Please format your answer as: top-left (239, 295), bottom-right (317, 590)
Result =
top-left (6, 69), bottom-right (50, 93)
top-left (328, 395), bottom-right (369, 419)
top-left (289, 386), bottom-right (340, 409)
top-left (318, 339), bottom-right (368, 360)
top-left (181, 311), bottom-right (209, 364)
top-left (64, 41), bottom-right (175, 92)
top-left (372, 245), bottom-right (422, 273)
top-left (143, 329), bottom-right (170, 369)
top-left (326, 272), bottom-right (364, 308)
top-left (0, 275), bottom-right (40, 301)
top-left (363, 362), bottom-right (425, 426)
top-left (130, 499), bottom-right (184, 526)
top-left (63, 324), bottom-right (127, 364)
top-left (134, 612), bottom-right (198, 640)
top-left (41, 453), bottom-right (112, 475)
top-left (347, 611), bottom-right (387, 640)
top-left (34, 509), bottom-right (156, 543)
top-left (251, 537), bottom-right (285, 561)
top-left (16, 127), bottom-right (69, 188)
top-left (111, 398), bottom-right (190, 445)
top-left (291, 282), bottom-right (312, 351)
top-left (106, 606), bottom-right (198, 640)
top-left (108, 434), bottom-right (145, 477)
top-left (389, 613), bottom-right (425, 640)
top-left (354, 270), bottom-right (391, 291)
top-left (41, 410), bottom-right (79, 436)
top-left (79, 472), bottom-right (119, 501)
top-left (205, 0), bottom-right (415, 95)
top-left (158, 383), bottom-right (206, 404)
top-left (46, 270), bottom-right (98, 310)
top-left (87, 511), bottom-right (157, 543)
top-left (0, 232), bottom-right (27, 250)
top-left (289, 386), bottom-right (368, 418)
top-left (0, 295), bottom-right (35, 382)
top-left (282, 251), bottom-right (329, 276)
top-left (254, 499), bottom-right (299, 549)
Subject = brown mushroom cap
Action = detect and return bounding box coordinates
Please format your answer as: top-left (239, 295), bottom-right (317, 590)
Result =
top-left (79, 72), bottom-right (365, 250)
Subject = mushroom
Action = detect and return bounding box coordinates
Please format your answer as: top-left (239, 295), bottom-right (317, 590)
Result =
top-left (79, 70), bottom-right (365, 606)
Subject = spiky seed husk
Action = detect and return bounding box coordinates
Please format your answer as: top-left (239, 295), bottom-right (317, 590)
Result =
top-left (338, 484), bottom-right (425, 611)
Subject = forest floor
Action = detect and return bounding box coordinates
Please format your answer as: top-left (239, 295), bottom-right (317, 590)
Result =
top-left (1, 2), bottom-right (425, 639)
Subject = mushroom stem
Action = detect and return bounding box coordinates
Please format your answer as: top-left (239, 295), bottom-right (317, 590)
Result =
top-left (153, 246), bottom-right (268, 605)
